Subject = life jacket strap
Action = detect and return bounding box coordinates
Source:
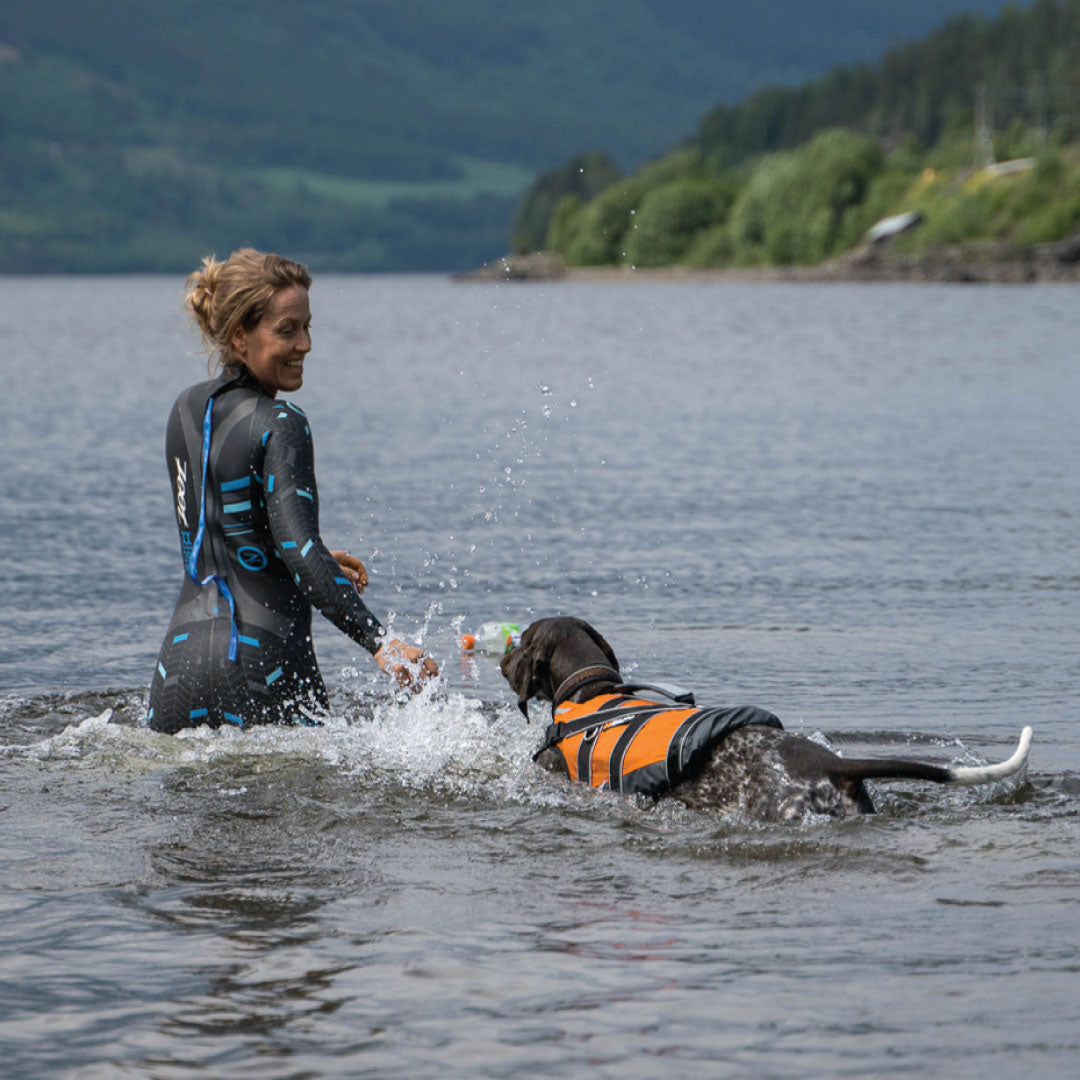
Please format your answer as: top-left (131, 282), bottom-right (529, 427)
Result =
top-left (533, 701), bottom-right (675, 761)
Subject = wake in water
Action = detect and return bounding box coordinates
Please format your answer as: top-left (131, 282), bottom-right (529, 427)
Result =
top-left (0, 681), bottom-right (1036, 826)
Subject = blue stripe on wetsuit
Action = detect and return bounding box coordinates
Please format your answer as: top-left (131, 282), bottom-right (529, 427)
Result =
top-left (187, 396), bottom-right (239, 661)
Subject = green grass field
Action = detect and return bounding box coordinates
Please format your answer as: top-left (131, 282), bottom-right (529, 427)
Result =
top-left (249, 157), bottom-right (536, 208)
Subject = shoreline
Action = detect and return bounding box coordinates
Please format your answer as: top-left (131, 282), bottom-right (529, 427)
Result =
top-left (460, 239), bottom-right (1080, 285)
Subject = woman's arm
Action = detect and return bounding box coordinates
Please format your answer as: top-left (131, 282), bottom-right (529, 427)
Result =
top-left (263, 405), bottom-right (383, 653)
top-left (263, 406), bottom-right (438, 687)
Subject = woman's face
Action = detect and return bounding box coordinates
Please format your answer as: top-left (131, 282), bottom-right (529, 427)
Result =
top-left (233, 284), bottom-right (312, 397)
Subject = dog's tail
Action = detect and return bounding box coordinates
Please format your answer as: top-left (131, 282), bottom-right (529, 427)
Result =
top-left (827, 726), bottom-right (1032, 787)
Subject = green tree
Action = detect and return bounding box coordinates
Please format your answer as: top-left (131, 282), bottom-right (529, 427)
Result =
top-left (549, 178), bottom-right (647, 264)
top-left (511, 151), bottom-right (622, 253)
top-left (726, 129), bottom-right (883, 264)
top-left (624, 177), bottom-right (734, 265)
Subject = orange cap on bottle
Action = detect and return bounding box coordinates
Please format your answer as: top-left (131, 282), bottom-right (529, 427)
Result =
top-left (461, 633), bottom-right (476, 651)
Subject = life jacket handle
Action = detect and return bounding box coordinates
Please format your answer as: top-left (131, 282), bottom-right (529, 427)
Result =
top-left (616, 682), bottom-right (696, 706)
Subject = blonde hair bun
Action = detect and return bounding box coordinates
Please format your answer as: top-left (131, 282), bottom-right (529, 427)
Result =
top-left (184, 255), bottom-right (225, 341)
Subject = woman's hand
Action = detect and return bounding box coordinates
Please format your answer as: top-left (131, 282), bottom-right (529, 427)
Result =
top-left (330, 550), bottom-right (368, 595)
top-left (375, 639), bottom-right (439, 691)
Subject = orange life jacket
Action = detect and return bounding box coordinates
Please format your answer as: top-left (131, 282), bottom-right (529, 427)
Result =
top-left (536, 691), bottom-right (782, 798)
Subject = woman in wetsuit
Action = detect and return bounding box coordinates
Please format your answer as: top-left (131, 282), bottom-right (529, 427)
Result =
top-left (148, 248), bottom-right (436, 733)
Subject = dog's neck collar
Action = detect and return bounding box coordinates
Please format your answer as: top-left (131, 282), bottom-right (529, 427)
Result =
top-left (551, 664), bottom-right (622, 714)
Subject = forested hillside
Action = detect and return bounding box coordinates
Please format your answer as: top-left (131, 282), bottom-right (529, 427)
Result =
top-left (526, 0), bottom-right (1080, 275)
top-left (0, 0), bottom-right (1027, 272)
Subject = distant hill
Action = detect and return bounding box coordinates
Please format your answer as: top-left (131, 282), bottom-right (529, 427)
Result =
top-left (528, 0), bottom-right (1080, 276)
top-left (0, 0), bottom-right (1033, 271)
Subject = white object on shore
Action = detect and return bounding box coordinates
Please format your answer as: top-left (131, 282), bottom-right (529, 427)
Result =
top-left (866, 210), bottom-right (923, 243)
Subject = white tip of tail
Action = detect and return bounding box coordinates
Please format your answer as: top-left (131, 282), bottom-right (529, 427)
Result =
top-left (950, 726), bottom-right (1032, 786)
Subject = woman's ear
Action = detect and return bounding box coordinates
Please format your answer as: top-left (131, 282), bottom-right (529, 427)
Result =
top-left (231, 325), bottom-right (248, 361)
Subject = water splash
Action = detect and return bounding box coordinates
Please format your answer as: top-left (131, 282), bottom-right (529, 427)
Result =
top-left (0, 688), bottom-right (1046, 825)
top-left (2, 687), bottom-right (557, 807)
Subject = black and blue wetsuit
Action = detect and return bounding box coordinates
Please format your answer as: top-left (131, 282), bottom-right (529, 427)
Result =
top-left (148, 368), bottom-right (383, 733)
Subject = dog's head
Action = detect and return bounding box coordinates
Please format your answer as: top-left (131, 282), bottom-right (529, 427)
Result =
top-left (499, 616), bottom-right (619, 717)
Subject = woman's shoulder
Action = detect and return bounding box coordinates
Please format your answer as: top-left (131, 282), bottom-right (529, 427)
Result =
top-left (169, 376), bottom-right (217, 419)
top-left (257, 395), bottom-right (315, 447)
top-left (262, 395), bottom-right (310, 423)
top-left (172, 370), bottom-right (249, 410)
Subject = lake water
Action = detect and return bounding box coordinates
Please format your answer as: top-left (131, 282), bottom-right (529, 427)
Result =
top-left (1, 274), bottom-right (1078, 1078)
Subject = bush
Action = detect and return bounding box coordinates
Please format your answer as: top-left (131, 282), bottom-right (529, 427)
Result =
top-left (550, 178), bottom-right (646, 264)
top-left (726, 152), bottom-right (798, 262)
top-left (726, 128), bottom-right (884, 264)
top-left (624, 177), bottom-right (733, 266)
top-left (1016, 194), bottom-right (1080, 244)
top-left (913, 188), bottom-right (996, 245)
top-left (683, 223), bottom-right (735, 267)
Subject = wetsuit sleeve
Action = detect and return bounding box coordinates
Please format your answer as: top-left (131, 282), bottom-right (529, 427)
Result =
top-left (262, 405), bottom-right (384, 654)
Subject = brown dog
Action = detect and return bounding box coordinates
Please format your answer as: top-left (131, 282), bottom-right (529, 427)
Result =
top-left (499, 617), bottom-right (1032, 822)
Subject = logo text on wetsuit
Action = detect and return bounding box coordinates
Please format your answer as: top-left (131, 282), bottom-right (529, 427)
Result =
top-left (174, 456), bottom-right (189, 527)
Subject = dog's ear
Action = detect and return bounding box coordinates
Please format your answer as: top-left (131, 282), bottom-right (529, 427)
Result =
top-left (499, 633), bottom-right (552, 719)
top-left (580, 621), bottom-right (619, 673)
